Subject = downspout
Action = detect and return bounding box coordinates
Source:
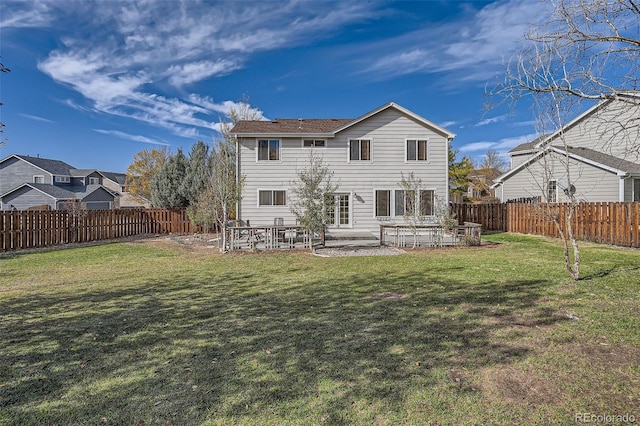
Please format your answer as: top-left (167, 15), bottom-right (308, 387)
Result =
top-left (235, 134), bottom-right (241, 220)
top-left (619, 173), bottom-right (630, 202)
top-left (445, 137), bottom-right (452, 205)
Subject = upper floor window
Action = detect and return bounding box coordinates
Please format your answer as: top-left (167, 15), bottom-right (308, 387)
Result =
top-left (88, 177), bottom-right (100, 185)
top-left (349, 139), bottom-right (371, 161)
top-left (259, 190), bottom-right (286, 206)
top-left (303, 139), bottom-right (325, 148)
top-left (55, 175), bottom-right (70, 183)
top-left (258, 139), bottom-right (280, 161)
top-left (406, 139), bottom-right (428, 161)
top-left (33, 175), bottom-right (44, 184)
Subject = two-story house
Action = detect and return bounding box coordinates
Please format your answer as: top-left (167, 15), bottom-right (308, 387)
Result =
top-left (492, 92), bottom-right (640, 203)
top-left (0, 154), bottom-right (134, 210)
top-left (231, 102), bottom-right (456, 235)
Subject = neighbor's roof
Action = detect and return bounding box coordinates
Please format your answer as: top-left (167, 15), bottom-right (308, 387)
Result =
top-left (509, 134), bottom-right (550, 154)
top-left (100, 171), bottom-right (128, 185)
top-left (491, 145), bottom-right (640, 189)
top-left (562, 146), bottom-right (640, 175)
top-left (7, 154), bottom-right (76, 176)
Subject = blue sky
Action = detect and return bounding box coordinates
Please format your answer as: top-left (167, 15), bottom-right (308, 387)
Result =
top-left (0, 0), bottom-right (550, 173)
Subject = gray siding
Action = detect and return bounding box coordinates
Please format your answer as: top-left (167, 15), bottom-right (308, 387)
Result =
top-left (238, 108), bottom-right (450, 233)
top-left (547, 99), bottom-right (640, 161)
top-left (0, 156), bottom-right (53, 194)
top-left (499, 151), bottom-right (622, 202)
top-left (2, 187), bottom-right (55, 211)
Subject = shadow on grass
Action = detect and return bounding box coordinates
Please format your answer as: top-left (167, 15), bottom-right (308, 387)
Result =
top-left (0, 262), bottom-right (564, 424)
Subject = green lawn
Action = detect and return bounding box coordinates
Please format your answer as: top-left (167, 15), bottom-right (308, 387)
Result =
top-left (1, 233), bottom-right (638, 425)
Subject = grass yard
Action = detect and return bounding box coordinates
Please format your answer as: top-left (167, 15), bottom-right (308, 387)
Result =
top-left (0, 233), bottom-right (639, 425)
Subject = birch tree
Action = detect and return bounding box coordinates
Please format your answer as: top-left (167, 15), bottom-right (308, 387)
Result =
top-left (487, 0), bottom-right (640, 279)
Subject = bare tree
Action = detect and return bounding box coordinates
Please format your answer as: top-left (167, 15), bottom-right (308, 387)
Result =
top-left (478, 149), bottom-right (508, 174)
top-left (0, 60), bottom-right (10, 147)
top-left (488, 0), bottom-right (640, 280)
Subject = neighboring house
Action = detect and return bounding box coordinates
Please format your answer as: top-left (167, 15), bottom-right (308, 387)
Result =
top-left (492, 92), bottom-right (640, 203)
top-left (0, 154), bottom-right (133, 210)
top-left (467, 168), bottom-right (499, 201)
top-left (231, 102), bottom-right (456, 235)
top-left (100, 171), bottom-right (151, 208)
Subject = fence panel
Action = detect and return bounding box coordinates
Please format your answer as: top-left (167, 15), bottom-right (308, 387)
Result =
top-left (1, 208), bottom-right (193, 252)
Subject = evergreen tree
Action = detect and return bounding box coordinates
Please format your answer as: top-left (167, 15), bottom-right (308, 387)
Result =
top-left (181, 141), bottom-right (209, 205)
top-left (151, 149), bottom-right (189, 208)
top-left (448, 145), bottom-right (474, 199)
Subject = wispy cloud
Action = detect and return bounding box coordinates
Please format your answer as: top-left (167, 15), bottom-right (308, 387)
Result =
top-left (93, 129), bottom-right (171, 146)
top-left (19, 113), bottom-right (54, 123)
top-left (356, 0), bottom-right (551, 83)
top-left (476, 115), bottom-right (507, 126)
top-left (14, 0), bottom-right (376, 139)
top-left (460, 132), bottom-right (538, 153)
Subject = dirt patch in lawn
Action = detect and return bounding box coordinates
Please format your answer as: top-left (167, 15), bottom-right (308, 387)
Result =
top-left (479, 366), bottom-right (562, 406)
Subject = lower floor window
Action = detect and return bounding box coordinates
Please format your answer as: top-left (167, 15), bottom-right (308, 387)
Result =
top-left (377, 189), bottom-right (435, 217)
top-left (634, 179), bottom-right (640, 202)
top-left (259, 190), bottom-right (286, 206)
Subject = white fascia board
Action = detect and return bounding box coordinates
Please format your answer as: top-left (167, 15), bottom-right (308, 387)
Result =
top-left (548, 146), bottom-right (626, 176)
top-left (332, 102), bottom-right (456, 139)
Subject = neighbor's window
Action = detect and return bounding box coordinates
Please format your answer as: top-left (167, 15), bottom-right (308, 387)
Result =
top-left (88, 177), bottom-right (100, 185)
top-left (259, 190), bottom-right (286, 206)
top-left (258, 139), bottom-right (280, 161)
top-left (547, 180), bottom-right (557, 202)
top-left (55, 175), bottom-right (70, 183)
top-left (349, 139), bottom-right (371, 161)
top-left (303, 139), bottom-right (325, 148)
top-left (375, 190), bottom-right (391, 216)
top-left (406, 139), bottom-right (428, 161)
top-left (33, 175), bottom-right (44, 184)
top-left (634, 179), bottom-right (640, 202)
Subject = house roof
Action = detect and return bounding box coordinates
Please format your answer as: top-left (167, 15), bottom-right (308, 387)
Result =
top-left (100, 171), bottom-right (127, 185)
top-left (509, 134), bottom-right (549, 154)
top-left (1, 183), bottom-right (75, 200)
top-left (491, 145), bottom-right (640, 189)
top-left (231, 118), bottom-right (352, 135)
top-left (6, 154), bottom-right (75, 176)
top-left (562, 146), bottom-right (640, 175)
top-left (0, 183), bottom-right (117, 201)
top-left (231, 102), bottom-right (456, 139)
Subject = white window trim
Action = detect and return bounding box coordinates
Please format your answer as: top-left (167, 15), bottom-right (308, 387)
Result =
top-left (55, 175), bottom-right (71, 183)
top-left (404, 138), bottom-right (430, 163)
top-left (347, 138), bottom-right (373, 163)
top-left (301, 139), bottom-right (327, 149)
top-left (33, 175), bottom-right (45, 183)
top-left (374, 188), bottom-right (437, 219)
top-left (547, 179), bottom-right (558, 203)
top-left (88, 177), bottom-right (100, 185)
top-left (255, 139), bottom-right (282, 162)
top-left (257, 189), bottom-right (287, 207)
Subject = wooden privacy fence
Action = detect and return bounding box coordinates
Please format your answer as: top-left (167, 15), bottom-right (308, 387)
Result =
top-left (451, 202), bottom-right (640, 248)
top-left (507, 202), bottom-right (640, 248)
top-left (450, 203), bottom-right (507, 231)
top-left (0, 209), bottom-right (193, 251)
